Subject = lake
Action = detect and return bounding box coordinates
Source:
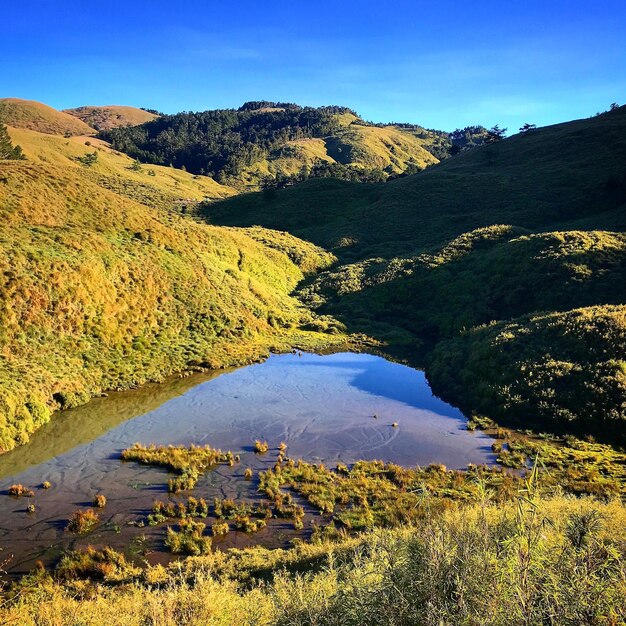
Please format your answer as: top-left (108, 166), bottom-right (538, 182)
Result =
top-left (0, 352), bottom-right (495, 576)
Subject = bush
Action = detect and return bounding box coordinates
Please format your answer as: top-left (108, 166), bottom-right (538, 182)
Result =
top-left (66, 509), bottom-right (99, 534)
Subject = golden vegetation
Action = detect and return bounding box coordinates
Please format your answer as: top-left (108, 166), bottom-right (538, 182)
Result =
top-left (7, 484), bottom-right (34, 497)
top-left (165, 518), bottom-right (212, 555)
top-left (6, 125), bottom-right (236, 208)
top-left (63, 105), bottom-right (158, 131)
top-left (0, 147), bottom-right (343, 452)
top-left (0, 98), bottom-right (94, 136)
top-left (93, 494), bottom-right (107, 508)
top-left (254, 440), bottom-right (269, 454)
top-left (121, 444), bottom-right (237, 492)
top-left (66, 509), bottom-right (99, 534)
top-left (3, 495), bottom-right (626, 625)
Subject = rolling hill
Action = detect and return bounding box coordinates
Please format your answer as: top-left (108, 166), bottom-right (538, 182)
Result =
top-left (100, 102), bottom-right (457, 189)
top-left (0, 98), bottom-right (94, 136)
top-left (6, 125), bottom-right (236, 210)
top-left (206, 105), bottom-right (626, 441)
top-left (64, 105), bottom-right (159, 131)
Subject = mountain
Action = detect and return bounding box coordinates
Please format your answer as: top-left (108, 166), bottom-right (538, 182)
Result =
top-left (99, 102), bottom-right (461, 189)
top-left (64, 105), bottom-right (159, 131)
top-left (2, 97), bottom-right (625, 447)
top-left (205, 105), bottom-right (626, 441)
top-left (0, 98), bottom-right (94, 136)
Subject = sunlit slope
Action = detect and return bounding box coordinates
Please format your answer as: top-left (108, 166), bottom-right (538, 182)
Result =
top-left (0, 98), bottom-right (94, 136)
top-left (64, 105), bottom-right (158, 130)
top-left (325, 124), bottom-right (440, 172)
top-left (0, 156), bottom-right (335, 453)
top-left (101, 103), bottom-right (448, 190)
top-left (208, 106), bottom-right (626, 258)
top-left (7, 126), bottom-right (236, 208)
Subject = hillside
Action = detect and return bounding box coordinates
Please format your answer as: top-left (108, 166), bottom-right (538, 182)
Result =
top-left (0, 144), bottom-right (341, 453)
top-left (0, 98), bottom-right (94, 136)
top-left (208, 106), bottom-right (626, 257)
top-left (206, 106), bottom-right (626, 440)
top-left (6, 126), bottom-right (236, 210)
top-left (100, 102), bottom-right (454, 189)
top-left (64, 105), bottom-right (159, 131)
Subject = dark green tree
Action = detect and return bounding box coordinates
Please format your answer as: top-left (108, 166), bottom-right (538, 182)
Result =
top-left (0, 124), bottom-right (25, 160)
top-left (485, 124), bottom-right (507, 143)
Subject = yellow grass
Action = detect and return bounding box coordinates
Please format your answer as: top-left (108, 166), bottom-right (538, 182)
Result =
top-left (0, 98), bottom-right (94, 136)
top-left (63, 105), bottom-right (159, 130)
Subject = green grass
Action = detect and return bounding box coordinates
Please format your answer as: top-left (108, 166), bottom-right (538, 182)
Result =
top-left (206, 106), bottom-right (626, 439)
top-left (429, 304), bottom-right (626, 443)
top-left (0, 147), bottom-right (345, 453)
top-left (207, 106), bottom-right (626, 260)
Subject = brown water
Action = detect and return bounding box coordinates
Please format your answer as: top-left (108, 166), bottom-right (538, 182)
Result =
top-left (0, 352), bottom-right (495, 576)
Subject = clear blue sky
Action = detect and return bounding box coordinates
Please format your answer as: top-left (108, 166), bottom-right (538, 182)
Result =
top-left (3, 0), bottom-right (625, 131)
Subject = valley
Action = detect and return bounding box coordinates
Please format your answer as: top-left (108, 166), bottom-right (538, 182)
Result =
top-left (1, 94), bottom-right (625, 624)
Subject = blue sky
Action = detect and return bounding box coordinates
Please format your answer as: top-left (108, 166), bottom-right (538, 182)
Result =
top-left (3, 0), bottom-right (625, 131)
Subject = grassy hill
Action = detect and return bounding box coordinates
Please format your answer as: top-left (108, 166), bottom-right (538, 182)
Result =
top-left (6, 126), bottom-right (236, 210)
top-left (0, 98), bottom-right (94, 136)
top-left (64, 105), bottom-right (159, 131)
top-left (429, 305), bottom-right (626, 441)
top-left (0, 134), bottom-right (343, 453)
top-left (208, 107), bottom-right (626, 257)
top-left (100, 102), bottom-right (454, 189)
top-left (206, 106), bottom-right (626, 441)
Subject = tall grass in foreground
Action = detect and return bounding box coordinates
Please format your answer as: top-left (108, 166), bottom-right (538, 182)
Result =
top-left (3, 494), bottom-right (625, 625)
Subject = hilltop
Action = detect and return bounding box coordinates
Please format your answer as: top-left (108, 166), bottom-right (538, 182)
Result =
top-left (206, 106), bottom-right (626, 441)
top-left (100, 101), bottom-right (466, 189)
top-left (0, 98), bottom-right (93, 136)
top-left (64, 105), bottom-right (159, 131)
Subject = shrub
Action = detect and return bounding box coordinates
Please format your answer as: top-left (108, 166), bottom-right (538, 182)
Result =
top-left (165, 519), bottom-right (212, 555)
top-left (8, 484), bottom-right (34, 497)
top-left (93, 494), bottom-right (107, 508)
top-left (212, 522), bottom-right (230, 536)
top-left (66, 509), bottom-right (99, 534)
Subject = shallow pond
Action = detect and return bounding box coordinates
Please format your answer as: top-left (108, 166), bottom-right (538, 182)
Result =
top-left (0, 352), bottom-right (495, 576)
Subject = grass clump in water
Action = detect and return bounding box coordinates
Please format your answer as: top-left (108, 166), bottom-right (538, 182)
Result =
top-left (66, 509), bottom-right (99, 534)
top-left (254, 440), bottom-right (269, 454)
top-left (121, 443), bottom-right (236, 493)
top-left (8, 484), bottom-right (34, 497)
top-left (212, 522), bottom-right (230, 536)
top-left (93, 494), bottom-right (107, 508)
top-left (165, 519), bottom-right (212, 555)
